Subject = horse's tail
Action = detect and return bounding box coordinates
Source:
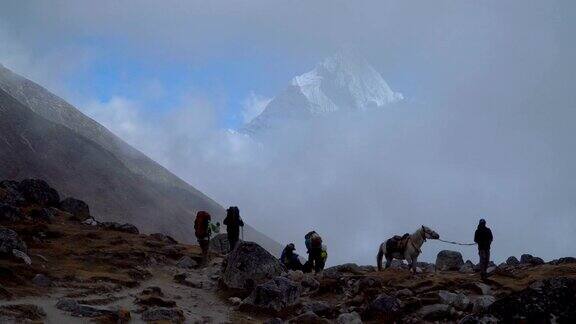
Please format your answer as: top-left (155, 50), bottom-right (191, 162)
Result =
top-left (377, 242), bottom-right (385, 271)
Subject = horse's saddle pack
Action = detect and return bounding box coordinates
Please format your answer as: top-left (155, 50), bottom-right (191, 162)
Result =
top-left (386, 233), bottom-right (411, 255)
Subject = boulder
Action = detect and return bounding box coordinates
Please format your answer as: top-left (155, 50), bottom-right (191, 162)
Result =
top-left (395, 288), bottom-right (414, 298)
top-left (302, 300), bottom-right (333, 317)
top-left (0, 205), bottom-right (24, 222)
top-left (463, 282), bottom-right (491, 295)
top-left (141, 307), bottom-right (185, 323)
top-left (459, 314), bottom-right (499, 324)
top-left (287, 311), bottom-right (331, 324)
top-left (100, 222), bottom-right (139, 234)
top-left (520, 254), bottom-right (545, 266)
top-left (12, 250), bottom-right (31, 265)
top-left (506, 256), bottom-right (520, 266)
top-left (242, 276), bottom-right (301, 312)
top-left (221, 241), bottom-right (284, 291)
top-left (489, 277), bottom-right (576, 322)
top-left (32, 274), bottom-right (52, 287)
top-left (56, 298), bottom-right (80, 312)
top-left (59, 198), bottom-right (90, 221)
top-left (210, 233), bottom-right (230, 254)
top-left (459, 260), bottom-right (475, 274)
top-left (472, 295), bottom-right (496, 313)
top-left (337, 312), bottom-right (363, 324)
top-left (176, 256), bottom-right (198, 269)
top-left (416, 262), bottom-right (435, 273)
top-left (17, 179), bottom-right (60, 207)
top-left (436, 250), bottom-right (464, 271)
top-left (363, 294), bottom-right (401, 321)
top-left (437, 290), bottom-right (470, 310)
top-left (0, 227), bottom-right (27, 254)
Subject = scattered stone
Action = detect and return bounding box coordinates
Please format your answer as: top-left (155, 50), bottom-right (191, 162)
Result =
top-left (395, 288), bottom-right (413, 298)
top-left (173, 273), bottom-right (202, 289)
top-left (472, 295), bottom-right (496, 312)
top-left (463, 282), bottom-right (491, 295)
top-left (436, 250), bottom-right (464, 271)
top-left (59, 197), bottom-right (91, 221)
top-left (264, 318), bottom-right (284, 324)
top-left (12, 249), bottom-right (31, 265)
top-left (287, 311), bottom-right (331, 323)
top-left (363, 294), bottom-right (401, 321)
top-left (83, 218), bottom-right (98, 226)
top-left (100, 222), bottom-right (139, 234)
top-left (337, 311), bottom-right (363, 324)
top-left (0, 227), bottom-right (27, 254)
top-left (0, 204), bottom-right (23, 222)
top-left (389, 259), bottom-right (408, 269)
top-left (242, 276), bottom-right (301, 313)
top-left (176, 256), bottom-right (198, 269)
top-left (459, 314), bottom-right (499, 324)
top-left (0, 304), bottom-right (46, 322)
top-left (28, 208), bottom-right (54, 223)
top-left (17, 179), bottom-right (60, 207)
top-left (459, 260), bottom-right (475, 274)
top-left (302, 300), bottom-right (332, 317)
top-left (221, 241), bottom-right (284, 291)
top-left (437, 290), bottom-right (470, 310)
top-left (0, 181), bottom-right (26, 206)
top-left (56, 298), bottom-right (80, 312)
top-left (416, 262), bottom-right (436, 273)
top-left (489, 277), bottom-right (576, 322)
top-left (506, 256), bottom-right (520, 266)
top-left (141, 307), bottom-right (185, 323)
top-left (32, 274), bottom-right (52, 287)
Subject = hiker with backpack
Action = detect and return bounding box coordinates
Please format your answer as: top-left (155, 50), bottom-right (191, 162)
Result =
top-left (194, 211), bottom-right (212, 265)
top-left (304, 231), bottom-right (324, 273)
top-left (223, 206), bottom-right (244, 251)
top-left (280, 243), bottom-right (303, 271)
top-left (474, 219), bottom-right (493, 280)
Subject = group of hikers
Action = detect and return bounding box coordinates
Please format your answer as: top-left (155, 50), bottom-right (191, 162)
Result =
top-left (194, 207), bottom-right (494, 280)
top-left (193, 207), bottom-right (328, 273)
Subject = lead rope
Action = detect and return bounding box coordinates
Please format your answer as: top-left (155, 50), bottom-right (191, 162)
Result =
top-left (435, 238), bottom-right (477, 246)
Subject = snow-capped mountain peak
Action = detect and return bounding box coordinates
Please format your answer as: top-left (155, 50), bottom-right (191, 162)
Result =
top-left (243, 50), bottom-right (403, 135)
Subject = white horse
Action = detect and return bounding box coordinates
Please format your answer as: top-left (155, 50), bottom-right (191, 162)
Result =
top-left (377, 225), bottom-right (440, 273)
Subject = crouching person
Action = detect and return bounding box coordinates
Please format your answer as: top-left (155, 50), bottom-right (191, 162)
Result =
top-left (280, 243), bottom-right (303, 271)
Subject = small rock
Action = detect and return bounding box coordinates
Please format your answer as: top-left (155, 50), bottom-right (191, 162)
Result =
top-left (472, 295), bottom-right (496, 312)
top-left (506, 256), bottom-right (520, 266)
top-left (229, 297), bottom-right (242, 306)
top-left (100, 222), bottom-right (139, 234)
top-left (0, 304), bottom-right (46, 322)
top-left (520, 254), bottom-right (545, 266)
top-left (242, 276), bottom-right (301, 312)
top-left (32, 274), bottom-right (52, 287)
top-left (548, 257), bottom-right (576, 265)
top-left (141, 307), bottom-right (185, 323)
top-left (302, 300), bottom-right (332, 317)
top-left (459, 261), bottom-right (475, 274)
top-left (83, 218), bottom-right (98, 226)
top-left (337, 311), bottom-right (363, 324)
top-left (150, 233), bottom-right (178, 244)
top-left (12, 249), bottom-right (31, 265)
top-left (0, 204), bottom-right (24, 222)
top-left (28, 208), bottom-right (54, 223)
top-left (56, 298), bottom-right (80, 312)
top-left (176, 256), bottom-right (198, 269)
top-left (395, 288), bottom-right (413, 298)
top-left (464, 282), bottom-right (491, 295)
top-left (436, 250), bottom-right (464, 271)
top-left (437, 290), bottom-right (470, 310)
top-left (363, 294), bottom-right (401, 321)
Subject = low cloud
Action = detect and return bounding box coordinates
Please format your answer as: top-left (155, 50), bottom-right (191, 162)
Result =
top-left (241, 92), bottom-right (272, 124)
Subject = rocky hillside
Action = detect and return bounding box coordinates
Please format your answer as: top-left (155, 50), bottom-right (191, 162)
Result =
top-left (0, 66), bottom-right (281, 255)
top-left (1, 178), bottom-right (575, 323)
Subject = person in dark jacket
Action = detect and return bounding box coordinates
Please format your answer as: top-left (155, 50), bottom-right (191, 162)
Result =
top-left (223, 206), bottom-right (244, 251)
top-left (280, 243), bottom-right (303, 271)
top-left (474, 219), bottom-right (493, 280)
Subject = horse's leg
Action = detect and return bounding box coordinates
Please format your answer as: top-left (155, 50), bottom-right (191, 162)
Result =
top-left (410, 256), bottom-right (418, 274)
top-left (385, 256), bottom-right (392, 269)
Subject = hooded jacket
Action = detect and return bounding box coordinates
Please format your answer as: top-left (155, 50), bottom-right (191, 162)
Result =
top-left (474, 223), bottom-right (493, 250)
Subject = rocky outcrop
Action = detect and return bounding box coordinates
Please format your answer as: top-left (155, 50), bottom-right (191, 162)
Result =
top-left (362, 294), bottom-right (401, 322)
top-left (520, 254), bottom-right (545, 266)
top-left (59, 197), bottom-right (90, 221)
top-left (242, 276), bottom-right (301, 313)
top-left (489, 277), bottom-right (576, 322)
top-left (210, 233), bottom-right (230, 254)
top-left (436, 250), bottom-right (464, 271)
top-left (0, 205), bottom-right (23, 222)
top-left (505, 256), bottom-right (520, 266)
top-left (221, 241), bottom-right (284, 291)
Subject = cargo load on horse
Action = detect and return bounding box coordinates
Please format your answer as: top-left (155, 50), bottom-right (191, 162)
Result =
top-left (377, 226), bottom-right (440, 273)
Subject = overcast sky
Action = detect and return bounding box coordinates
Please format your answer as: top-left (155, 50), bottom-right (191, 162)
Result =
top-left (1, 1), bottom-right (575, 265)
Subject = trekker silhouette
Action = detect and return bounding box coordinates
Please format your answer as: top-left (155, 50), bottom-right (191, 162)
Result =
top-left (194, 211), bottom-right (212, 265)
top-left (280, 243), bottom-right (303, 271)
top-left (223, 206), bottom-right (244, 252)
top-left (304, 231), bottom-right (324, 273)
top-left (474, 219), bottom-right (493, 280)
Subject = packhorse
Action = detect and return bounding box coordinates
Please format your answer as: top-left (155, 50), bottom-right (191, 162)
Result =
top-left (376, 225), bottom-right (440, 273)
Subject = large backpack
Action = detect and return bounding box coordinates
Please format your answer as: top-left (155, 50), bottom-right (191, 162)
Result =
top-left (194, 211), bottom-right (211, 238)
top-left (305, 231), bottom-right (322, 250)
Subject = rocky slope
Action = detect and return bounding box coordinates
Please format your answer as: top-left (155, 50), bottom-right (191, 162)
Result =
top-left (0, 65), bottom-right (281, 255)
top-left (1, 178), bottom-right (575, 323)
